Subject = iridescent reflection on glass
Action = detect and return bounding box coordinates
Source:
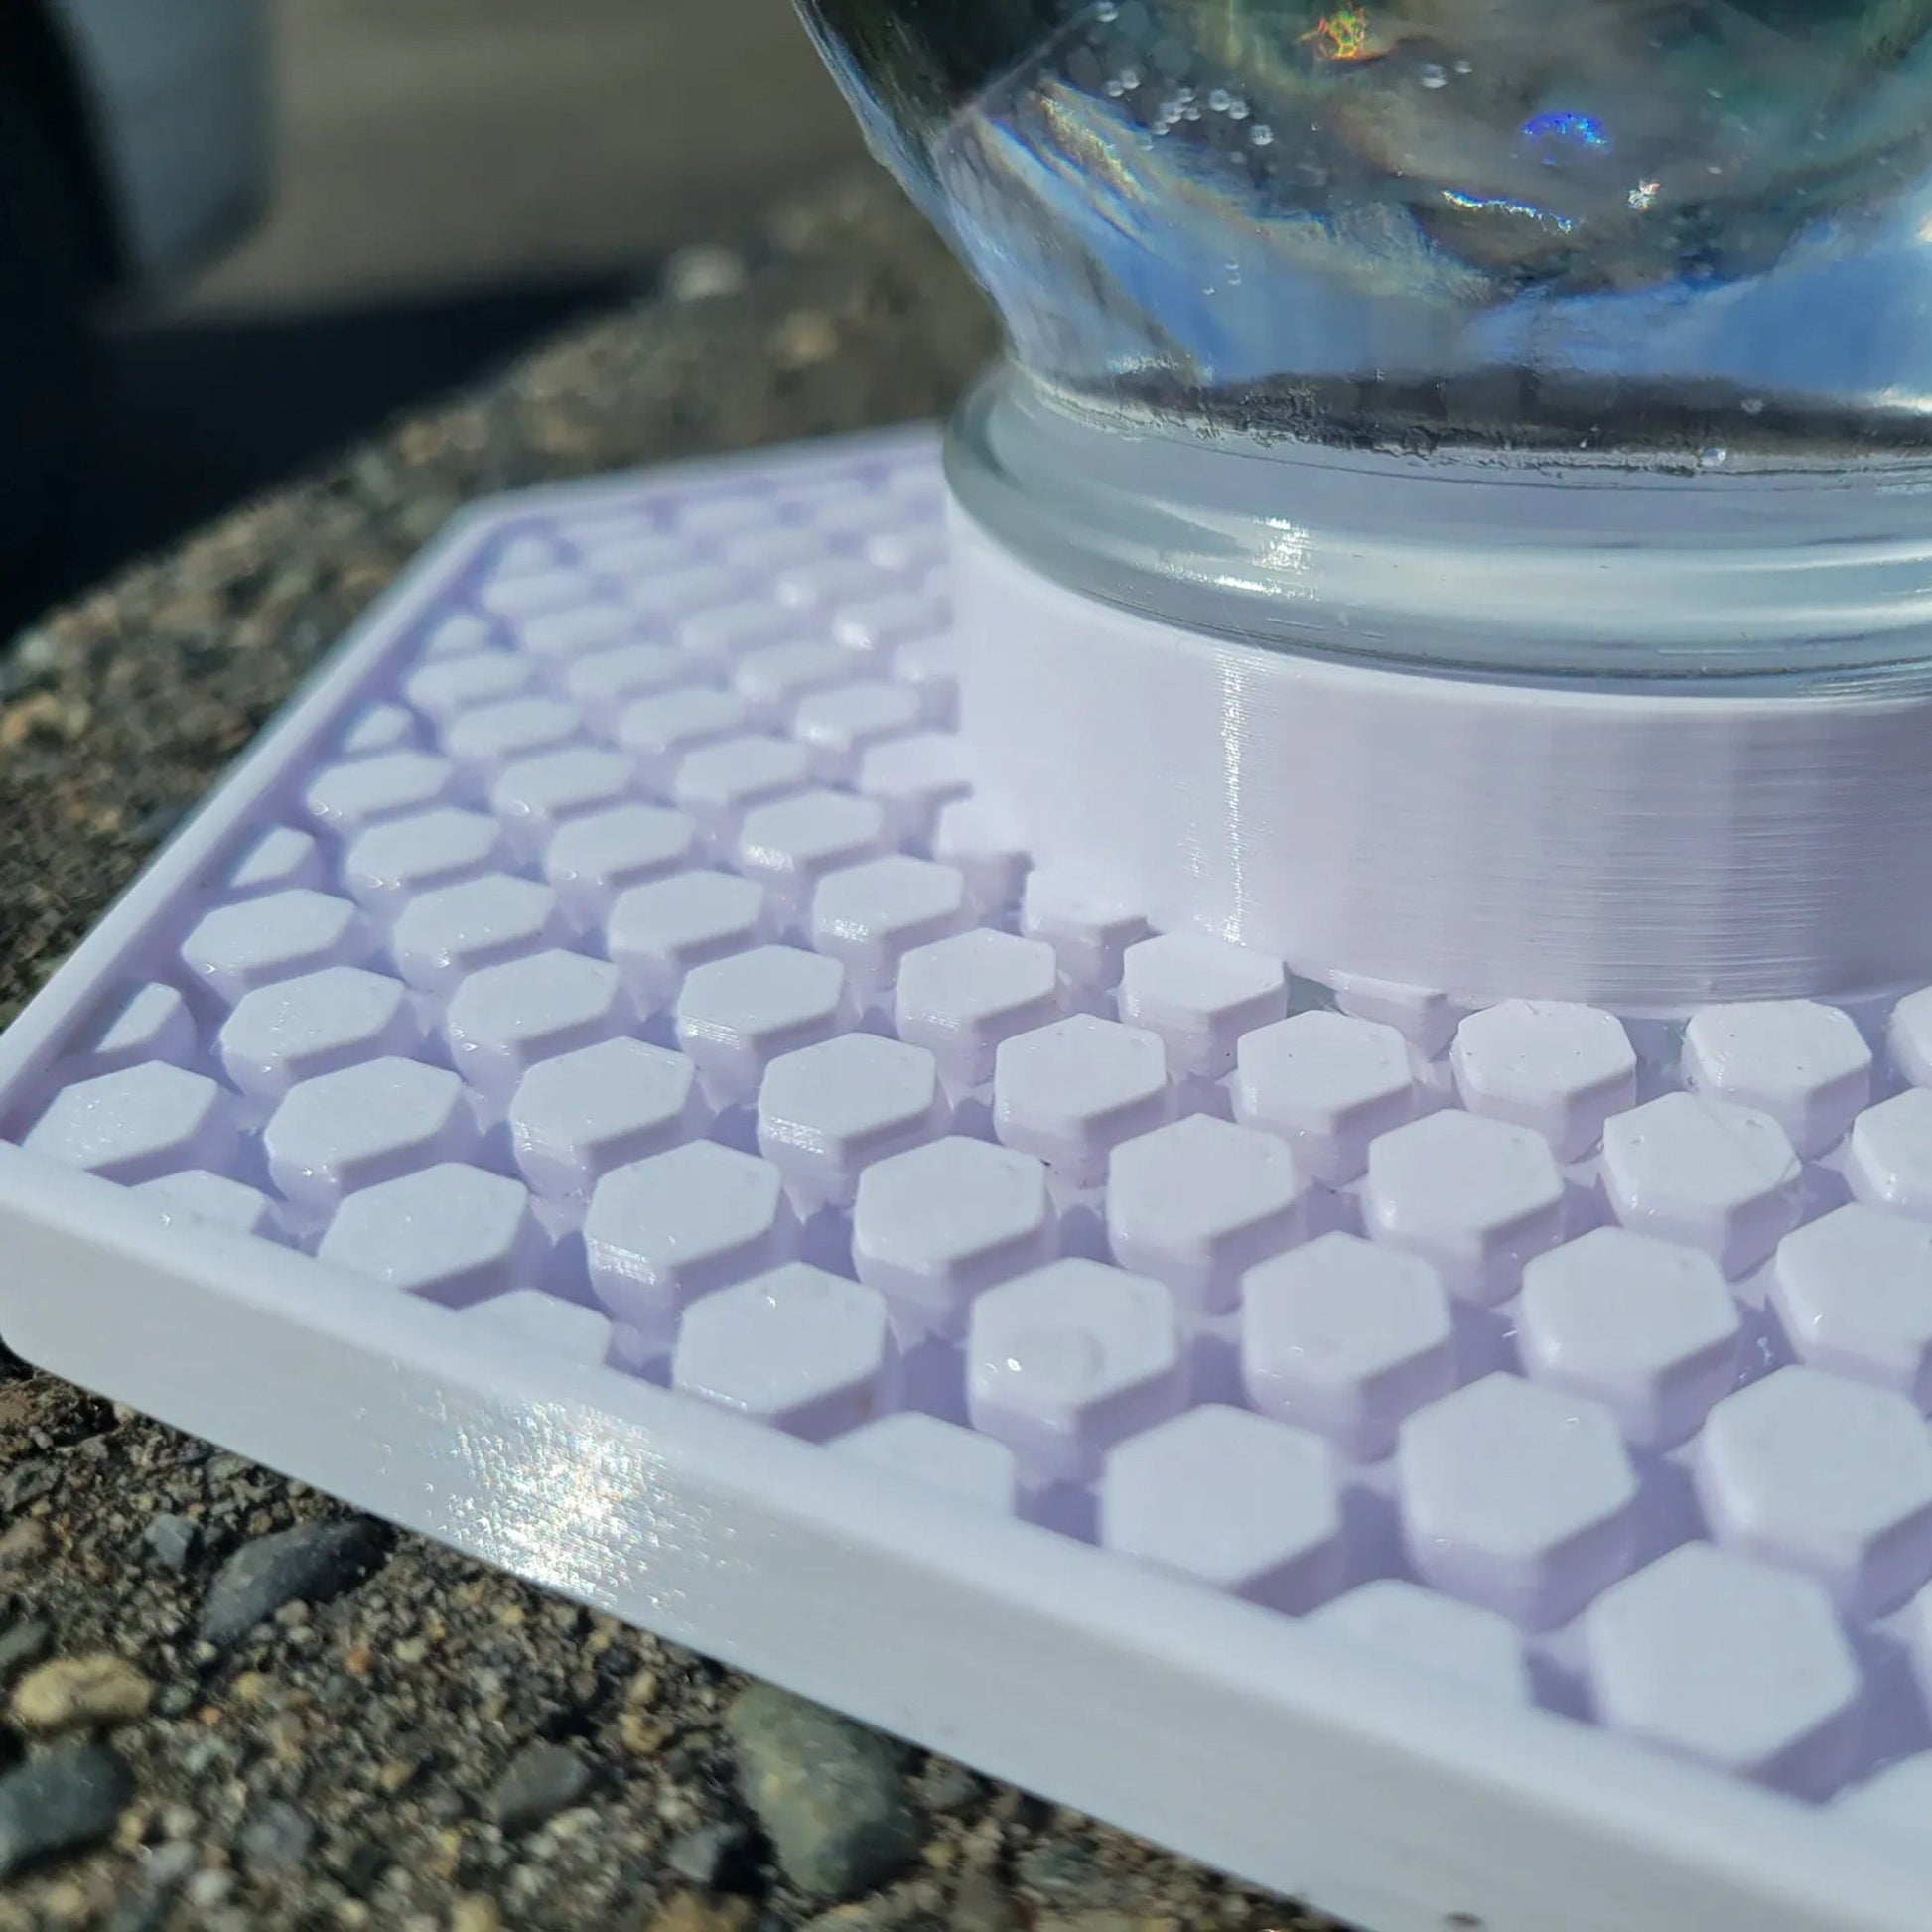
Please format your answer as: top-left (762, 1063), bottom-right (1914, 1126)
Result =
top-left (799, 1), bottom-right (1932, 452)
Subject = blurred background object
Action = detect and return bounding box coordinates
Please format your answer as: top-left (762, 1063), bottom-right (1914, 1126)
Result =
top-left (5, 0), bottom-right (869, 635)
top-left (1, 0), bottom-right (268, 571)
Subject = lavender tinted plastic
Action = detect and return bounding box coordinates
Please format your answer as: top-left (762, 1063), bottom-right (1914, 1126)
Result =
top-left (8, 431), bottom-right (1932, 1925)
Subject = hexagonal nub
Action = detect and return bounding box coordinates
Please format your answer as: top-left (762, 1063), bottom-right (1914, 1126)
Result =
top-left (1772, 1206), bottom-right (1932, 1408)
top-left (1696, 1365), bottom-right (1932, 1616)
top-left (583, 1142), bottom-right (793, 1332)
top-left (852, 1137), bottom-right (1054, 1339)
top-left (1106, 1115), bottom-right (1306, 1314)
top-left (967, 1260), bottom-right (1185, 1485)
top-left (1600, 1092), bottom-right (1802, 1278)
top-left (606, 871), bottom-right (765, 1008)
top-left (443, 695), bottom-right (577, 774)
top-left (491, 746), bottom-right (633, 853)
top-left (564, 640), bottom-right (684, 715)
top-left (228, 827), bottom-right (324, 899)
top-left (732, 639), bottom-right (851, 723)
top-left (1233, 1010), bottom-right (1413, 1185)
top-left (675, 946), bottom-right (849, 1104)
top-left (25, 1064), bottom-right (236, 1186)
top-left (1888, 987), bottom-right (1932, 1091)
top-left (1585, 1543), bottom-right (1862, 1795)
top-left (993, 1015), bottom-right (1170, 1190)
top-left (1682, 1000), bottom-right (1871, 1160)
top-left (791, 681), bottom-right (920, 782)
top-left (1306, 1581), bottom-right (1530, 1707)
top-left (217, 966), bottom-right (421, 1101)
top-left (810, 855), bottom-right (970, 994)
top-left (1329, 974), bottom-right (1467, 1060)
top-left (856, 731), bottom-right (970, 844)
top-left (318, 1164), bottom-right (544, 1307)
top-left (1450, 1000), bottom-right (1636, 1162)
top-left (182, 890), bottom-right (369, 1005)
top-left (618, 685), bottom-right (747, 786)
top-left (736, 790), bottom-right (886, 916)
top-left (1519, 1229), bottom-right (1741, 1449)
top-left (263, 1057), bottom-right (475, 1209)
top-left (1364, 1111), bottom-right (1565, 1305)
top-left (1100, 1406), bottom-right (1342, 1611)
top-left (466, 1289), bottom-right (616, 1369)
top-left (895, 929), bottom-right (1060, 1089)
top-left (1397, 1373), bottom-right (1638, 1629)
top-left (507, 1036), bottom-right (703, 1199)
top-left (932, 795), bottom-right (1030, 915)
top-left (88, 983), bottom-right (196, 1072)
top-left (443, 948), bottom-right (623, 1095)
top-left (1020, 870), bottom-right (1148, 990)
top-left (672, 1263), bottom-right (894, 1441)
top-left (672, 734), bottom-right (811, 846)
top-left (134, 1170), bottom-right (276, 1237)
top-left (343, 807), bottom-right (506, 911)
top-left (542, 802), bottom-right (695, 921)
top-left (1117, 933), bottom-right (1288, 1079)
top-left (831, 1413), bottom-right (1019, 1516)
top-left (389, 874), bottom-right (563, 996)
top-left (403, 647), bottom-right (532, 722)
top-left (303, 749), bottom-right (456, 833)
top-left (1847, 1089), bottom-right (1932, 1222)
top-left (757, 1033), bottom-right (946, 1207)
top-left (1241, 1233), bottom-right (1455, 1459)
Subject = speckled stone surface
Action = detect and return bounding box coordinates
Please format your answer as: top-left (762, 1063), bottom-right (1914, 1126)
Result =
top-left (0, 181), bottom-right (1315, 1932)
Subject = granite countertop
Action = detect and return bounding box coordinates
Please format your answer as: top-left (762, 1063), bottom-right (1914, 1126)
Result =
top-left (0, 178), bottom-right (1319, 1932)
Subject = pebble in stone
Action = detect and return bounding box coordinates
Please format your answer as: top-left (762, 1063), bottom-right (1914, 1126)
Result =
top-left (11, 1654), bottom-right (154, 1733)
top-left (726, 1684), bottom-right (919, 1899)
top-left (142, 1513), bottom-right (201, 1572)
top-left (199, 1517), bottom-right (390, 1644)
top-left (649, 1897), bottom-right (756, 1932)
top-left (238, 1798), bottom-right (316, 1874)
top-left (487, 1740), bottom-right (592, 1834)
top-left (0, 1743), bottom-right (133, 1878)
top-left (666, 1818), bottom-right (754, 1888)
top-left (1019, 1842), bottom-right (1109, 1898)
top-left (2, 1460), bottom-right (56, 1511)
top-left (950, 1869), bottom-right (1022, 1932)
top-left (1036, 1916), bottom-right (1180, 1932)
top-left (918, 1758), bottom-right (980, 1815)
top-left (103, 1840), bottom-right (199, 1932)
top-left (0, 1520), bottom-right (49, 1569)
top-left (0, 1620), bottom-right (51, 1682)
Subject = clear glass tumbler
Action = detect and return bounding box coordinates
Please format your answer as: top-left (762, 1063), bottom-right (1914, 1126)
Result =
top-left (797, 1), bottom-right (1932, 677)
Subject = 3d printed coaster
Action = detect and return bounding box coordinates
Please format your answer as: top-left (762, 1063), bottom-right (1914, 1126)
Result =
top-left (5, 426), bottom-right (1932, 1932)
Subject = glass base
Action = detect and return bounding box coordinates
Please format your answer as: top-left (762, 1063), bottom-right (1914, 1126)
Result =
top-left (948, 363), bottom-right (1932, 685)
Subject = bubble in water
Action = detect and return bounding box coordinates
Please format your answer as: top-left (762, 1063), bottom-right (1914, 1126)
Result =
top-left (1103, 77), bottom-right (1124, 97)
top-left (1453, 57), bottom-right (1474, 73)
top-left (1741, 396), bottom-right (1766, 417)
top-left (1208, 87), bottom-right (1231, 112)
top-left (1174, 85), bottom-right (1195, 104)
top-left (1095, 0), bottom-right (1119, 18)
top-left (1227, 95), bottom-right (1249, 121)
top-left (1118, 65), bottom-right (1142, 90)
top-left (1421, 63), bottom-right (1448, 90)
top-left (1699, 445), bottom-right (1729, 468)
top-left (1184, 103), bottom-right (1201, 119)
top-left (1249, 123), bottom-right (1274, 147)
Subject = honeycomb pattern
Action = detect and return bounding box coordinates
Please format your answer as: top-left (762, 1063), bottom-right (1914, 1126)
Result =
top-left (21, 434), bottom-right (1932, 1825)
